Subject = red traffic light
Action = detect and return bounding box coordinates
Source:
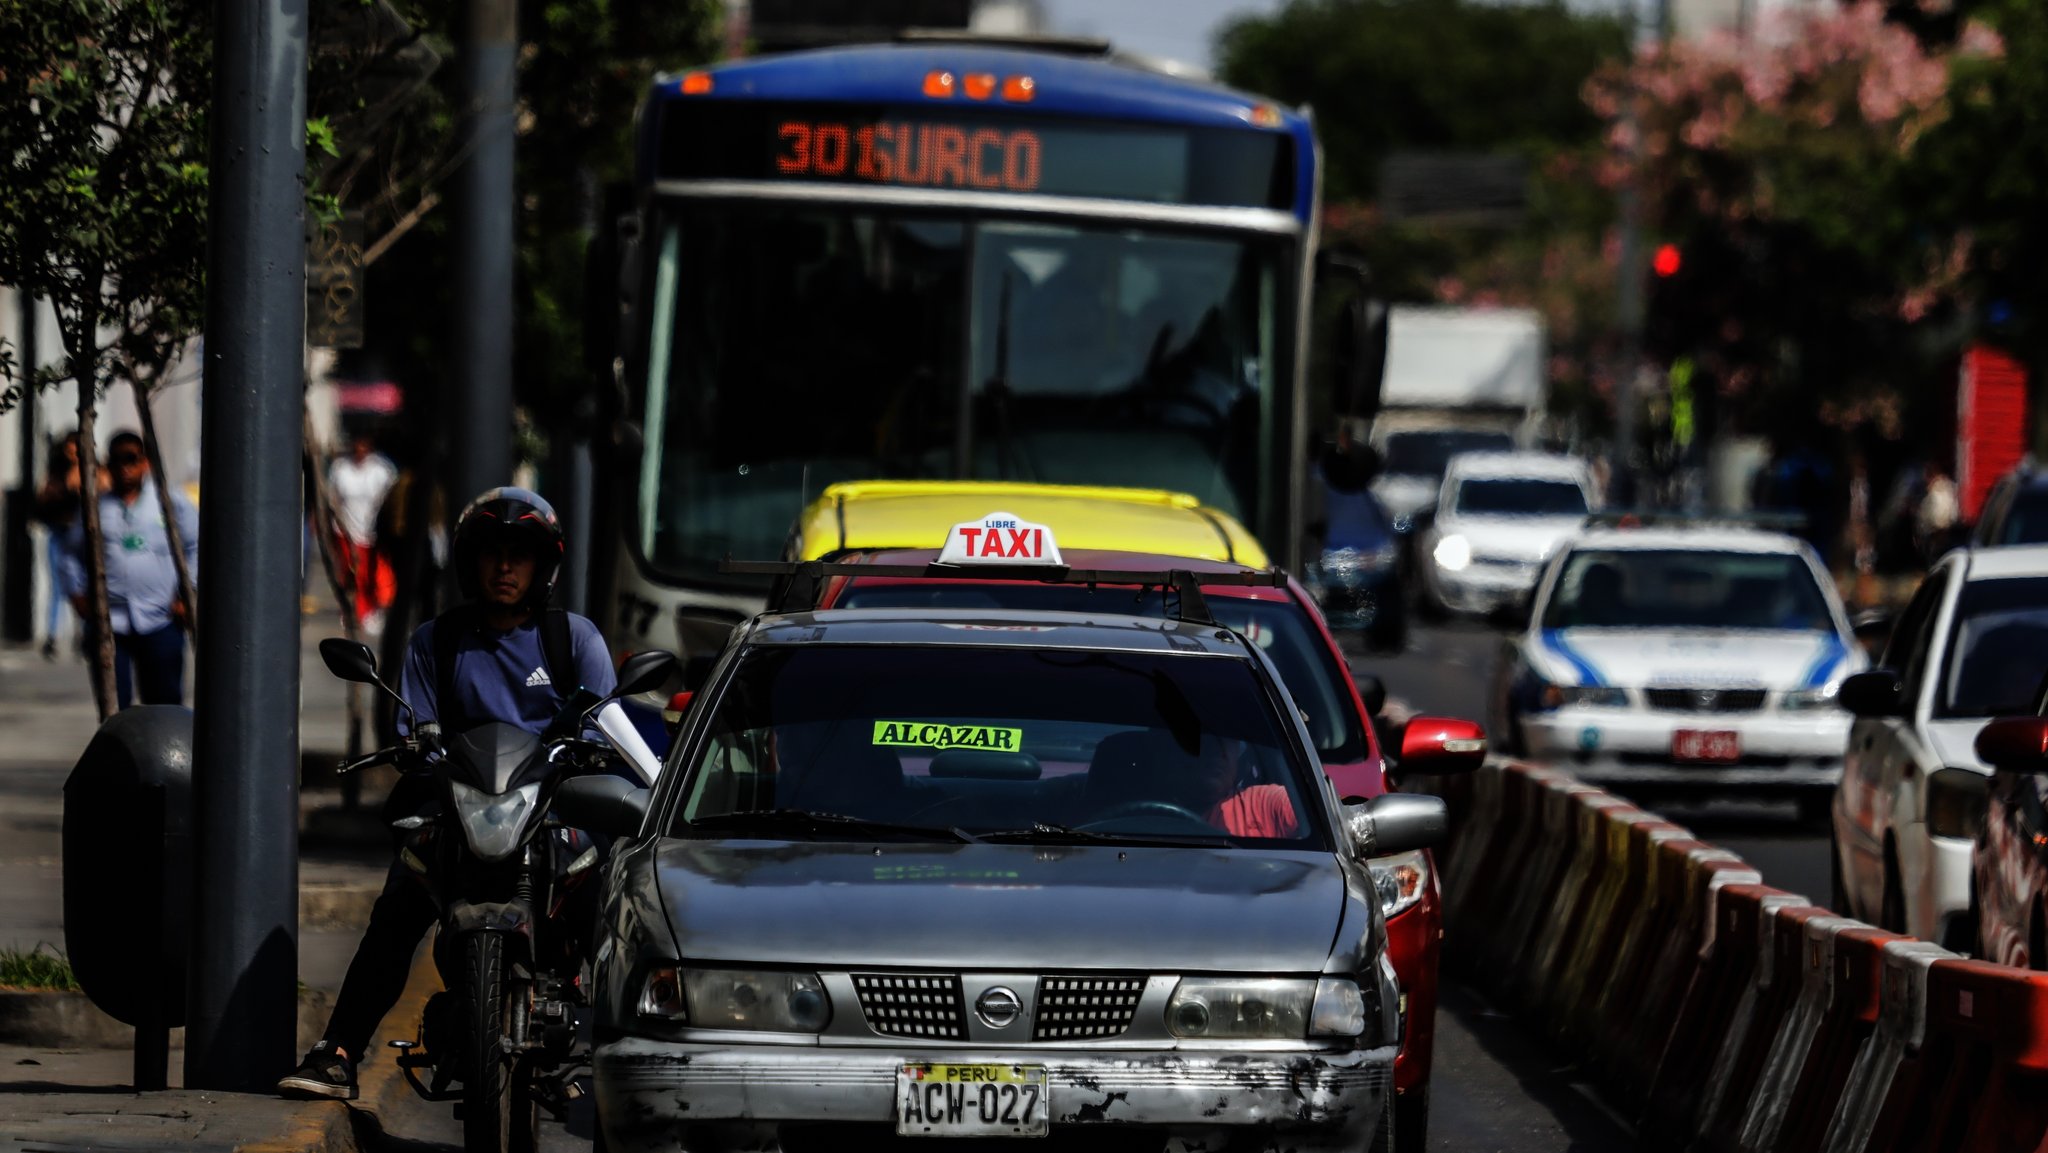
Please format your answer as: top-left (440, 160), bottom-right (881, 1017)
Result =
top-left (1652, 243), bottom-right (1683, 278)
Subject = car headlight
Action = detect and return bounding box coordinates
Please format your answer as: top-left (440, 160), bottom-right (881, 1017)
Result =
top-left (1540, 684), bottom-right (1630, 709)
top-left (1781, 683), bottom-right (1842, 711)
top-left (638, 966), bottom-right (832, 1032)
top-left (1926, 768), bottom-right (1990, 840)
top-left (1369, 849), bottom-right (1431, 919)
top-left (1309, 977), bottom-right (1368, 1037)
top-left (1433, 534), bottom-right (1472, 572)
top-left (1166, 978), bottom-right (1313, 1039)
top-left (447, 780), bottom-right (542, 862)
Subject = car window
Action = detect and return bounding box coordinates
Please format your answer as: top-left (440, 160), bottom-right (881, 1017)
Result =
top-left (834, 584), bottom-right (1371, 764)
top-left (1895, 569), bottom-right (1953, 700)
top-left (1452, 477), bottom-right (1588, 517)
top-left (1936, 577), bottom-right (2048, 718)
top-left (674, 644), bottom-right (1325, 847)
top-left (1879, 570), bottom-right (1944, 669)
top-left (1541, 549), bottom-right (1835, 631)
top-left (1380, 430), bottom-right (1515, 478)
top-left (1995, 488), bottom-right (2048, 545)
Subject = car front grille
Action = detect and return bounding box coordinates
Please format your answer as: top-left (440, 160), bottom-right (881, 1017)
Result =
top-left (853, 973), bottom-right (968, 1039)
top-left (1644, 687), bottom-right (1768, 713)
top-left (1032, 976), bottom-right (1147, 1041)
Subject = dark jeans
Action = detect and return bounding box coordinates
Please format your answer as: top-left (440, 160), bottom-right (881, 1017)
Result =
top-left (112, 625), bottom-right (186, 708)
top-left (324, 861), bottom-right (438, 1060)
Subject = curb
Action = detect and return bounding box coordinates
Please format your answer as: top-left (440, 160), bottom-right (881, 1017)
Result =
top-left (238, 942), bottom-right (442, 1153)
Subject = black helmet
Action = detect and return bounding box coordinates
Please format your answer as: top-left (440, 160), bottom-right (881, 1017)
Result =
top-left (451, 486), bottom-right (565, 607)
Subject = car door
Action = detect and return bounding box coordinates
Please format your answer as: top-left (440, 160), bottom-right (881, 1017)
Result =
top-left (1841, 566), bottom-right (1950, 916)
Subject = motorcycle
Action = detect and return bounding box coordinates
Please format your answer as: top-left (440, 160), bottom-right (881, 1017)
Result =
top-left (317, 637), bottom-right (677, 1153)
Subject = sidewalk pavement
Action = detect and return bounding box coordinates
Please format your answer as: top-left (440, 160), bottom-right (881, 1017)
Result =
top-left (0, 599), bottom-right (428, 1151)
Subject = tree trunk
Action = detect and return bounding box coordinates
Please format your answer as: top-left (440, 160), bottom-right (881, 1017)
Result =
top-left (66, 329), bottom-right (117, 718)
top-left (132, 387), bottom-right (197, 634)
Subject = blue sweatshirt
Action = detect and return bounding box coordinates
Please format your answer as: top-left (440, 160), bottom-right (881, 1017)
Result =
top-left (397, 611), bottom-right (616, 736)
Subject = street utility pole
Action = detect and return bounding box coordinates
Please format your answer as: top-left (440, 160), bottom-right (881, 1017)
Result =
top-left (449, 0), bottom-right (518, 509)
top-left (186, 0), bottom-right (308, 1092)
top-left (1609, 0), bottom-right (1671, 509)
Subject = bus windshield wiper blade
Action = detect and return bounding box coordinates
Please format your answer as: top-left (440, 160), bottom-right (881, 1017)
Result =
top-left (688, 809), bottom-right (980, 843)
top-left (978, 822), bottom-right (1230, 847)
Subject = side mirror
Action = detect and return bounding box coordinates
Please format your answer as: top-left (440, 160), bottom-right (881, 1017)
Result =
top-left (617, 650), bottom-right (681, 698)
top-left (319, 637), bottom-right (381, 684)
top-left (1975, 716), bottom-right (2048, 774)
top-left (1398, 716), bottom-right (1487, 774)
top-left (1347, 793), bottom-right (1449, 858)
top-left (1352, 673), bottom-right (1387, 717)
top-left (1840, 669), bottom-right (1906, 718)
top-left (553, 775), bottom-right (651, 838)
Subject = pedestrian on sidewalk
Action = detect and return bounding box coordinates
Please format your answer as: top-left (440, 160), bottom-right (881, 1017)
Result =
top-left (32, 431), bottom-right (101, 660)
top-left (329, 431), bottom-right (398, 634)
top-left (59, 431), bottom-right (199, 708)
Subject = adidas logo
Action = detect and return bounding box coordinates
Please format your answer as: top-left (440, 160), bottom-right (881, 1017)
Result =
top-left (524, 666), bottom-right (551, 688)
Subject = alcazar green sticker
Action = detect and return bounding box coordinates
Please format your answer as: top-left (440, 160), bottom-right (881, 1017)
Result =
top-left (872, 721), bottom-right (1022, 751)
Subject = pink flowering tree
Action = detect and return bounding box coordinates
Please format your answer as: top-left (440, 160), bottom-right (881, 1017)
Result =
top-left (1588, 0), bottom-right (2002, 433)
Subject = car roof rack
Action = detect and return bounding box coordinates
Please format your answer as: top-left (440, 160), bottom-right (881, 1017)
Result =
top-left (720, 559), bottom-right (1286, 627)
top-left (1583, 509), bottom-right (1809, 533)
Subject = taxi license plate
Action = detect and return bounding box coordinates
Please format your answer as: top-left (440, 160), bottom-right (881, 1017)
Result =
top-left (1673, 729), bottom-right (1741, 763)
top-left (897, 1063), bottom-right (1048, 1138)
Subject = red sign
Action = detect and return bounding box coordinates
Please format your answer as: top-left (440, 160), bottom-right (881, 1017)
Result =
top-left (776, 120), bottom-right (1043, 193)
top-left (1958, 345), bottom-right (2029, 522)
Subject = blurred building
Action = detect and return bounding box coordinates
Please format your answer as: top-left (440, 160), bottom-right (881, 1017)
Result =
top-left (1668, 0), bottom-right (1823, 39)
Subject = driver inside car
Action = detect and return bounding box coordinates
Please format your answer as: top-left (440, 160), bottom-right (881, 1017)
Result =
top-left (1194, 733), bottom-right (1301, 839)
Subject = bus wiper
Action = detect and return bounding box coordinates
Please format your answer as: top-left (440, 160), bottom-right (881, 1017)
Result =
top-left (978, 822), bottom-right (1230, 847)
top-left (689, 809), bottom-right (980, 844)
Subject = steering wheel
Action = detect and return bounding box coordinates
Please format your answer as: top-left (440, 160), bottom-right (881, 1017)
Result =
top-left (1076, 800), bottom-right (1215, 831)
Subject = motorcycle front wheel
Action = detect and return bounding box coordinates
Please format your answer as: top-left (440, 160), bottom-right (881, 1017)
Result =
top-left (464, 933), bottom-right (537, 1153)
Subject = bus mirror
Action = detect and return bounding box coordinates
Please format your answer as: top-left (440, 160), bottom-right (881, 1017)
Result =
top-left (1314, 248), bottom-right (1387, 429)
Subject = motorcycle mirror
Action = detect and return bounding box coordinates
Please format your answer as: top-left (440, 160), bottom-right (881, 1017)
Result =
top-left (617, 650), bottom-right (681, 698)
top-left (553, 775), bottom-right (650, 839)
top-left (319, 638), bottom-right (381, 684)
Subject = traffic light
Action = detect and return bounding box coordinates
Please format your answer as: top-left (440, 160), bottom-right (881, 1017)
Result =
top-left (1653, 243), bottom-right (1683, 279)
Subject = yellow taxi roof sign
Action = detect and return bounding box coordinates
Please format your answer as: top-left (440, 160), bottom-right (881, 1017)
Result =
top-left (791, 480), bottom-right (1268, 568)
top-left (937, 512), bottom-right (1064, 566)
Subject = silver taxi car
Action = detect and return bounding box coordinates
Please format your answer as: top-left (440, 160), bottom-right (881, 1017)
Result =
top-left (558, 582), bottom-right (1443, 1153)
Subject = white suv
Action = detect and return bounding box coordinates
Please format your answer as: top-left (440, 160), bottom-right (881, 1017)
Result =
top-left (1418, 452), bottom-right (1594, 616)
top-left (1832, 545), bottom-right (2048, 947)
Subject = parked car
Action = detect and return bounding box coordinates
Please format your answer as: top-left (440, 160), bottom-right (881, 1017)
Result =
top-left (1417, 452), bottom-right (1594, 618)
top-left (1971, 465), bottom-right (2048, 547)
top-left (1968, 711), bottom-right (2048, 969)
top-left (1831, 545), bottom-right (2048, 946)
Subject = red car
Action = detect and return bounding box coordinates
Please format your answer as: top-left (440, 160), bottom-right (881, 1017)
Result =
top-left (1970, 716), bottom-right (2048, 969)
top-left (814, 547), bottom-right (1485, 1152)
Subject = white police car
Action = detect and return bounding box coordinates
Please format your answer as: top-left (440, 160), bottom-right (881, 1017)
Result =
top-left (1492, 522), bottom-right (1863, 810)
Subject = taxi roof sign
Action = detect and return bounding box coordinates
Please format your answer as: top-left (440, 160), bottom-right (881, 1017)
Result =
top-left (937, 511), bottom-right (1064, 567)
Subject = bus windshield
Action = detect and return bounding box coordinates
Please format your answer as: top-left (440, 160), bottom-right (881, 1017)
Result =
top-left (635, 202), bottom-right (1287, 583)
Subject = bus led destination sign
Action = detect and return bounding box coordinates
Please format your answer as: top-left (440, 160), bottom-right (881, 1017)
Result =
top-left (775, 120), bottom-right (1042, 192)
top-left (657, 102), bottom-right (1292, 209)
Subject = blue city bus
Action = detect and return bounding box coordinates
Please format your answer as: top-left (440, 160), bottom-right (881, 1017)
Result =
top-left (592, 38), bottom-right (1357, 659)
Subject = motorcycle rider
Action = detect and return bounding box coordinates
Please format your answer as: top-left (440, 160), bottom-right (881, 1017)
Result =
top-left (279, 487), bottom-right (657, 1100)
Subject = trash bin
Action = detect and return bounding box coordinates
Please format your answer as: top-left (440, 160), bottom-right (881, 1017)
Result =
top-left (62, 704), bottom-right (192, 1089)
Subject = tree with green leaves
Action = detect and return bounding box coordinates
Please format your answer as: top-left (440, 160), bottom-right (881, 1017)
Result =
top-left (0, 0), bottom-right (213, 716)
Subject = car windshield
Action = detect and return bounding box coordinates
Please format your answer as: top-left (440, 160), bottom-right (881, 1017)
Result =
top-left (1453, 477), bottom-right (1588, 517)
top-left (1542, 548), bottom-right (1837, 631)
top-left (1937, 577), bottom-right (2048, 718)
top-left (1380, 430), bottom-right (1514, 478)
top-left (675, 644), bottom-right (1323, 847)
top-left (1993, 488), bottom-right (2048, 545)
top-left (635, 202), bottom-right (1287, 584)
top-left (833, 584), bottom-right (1371, 764)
